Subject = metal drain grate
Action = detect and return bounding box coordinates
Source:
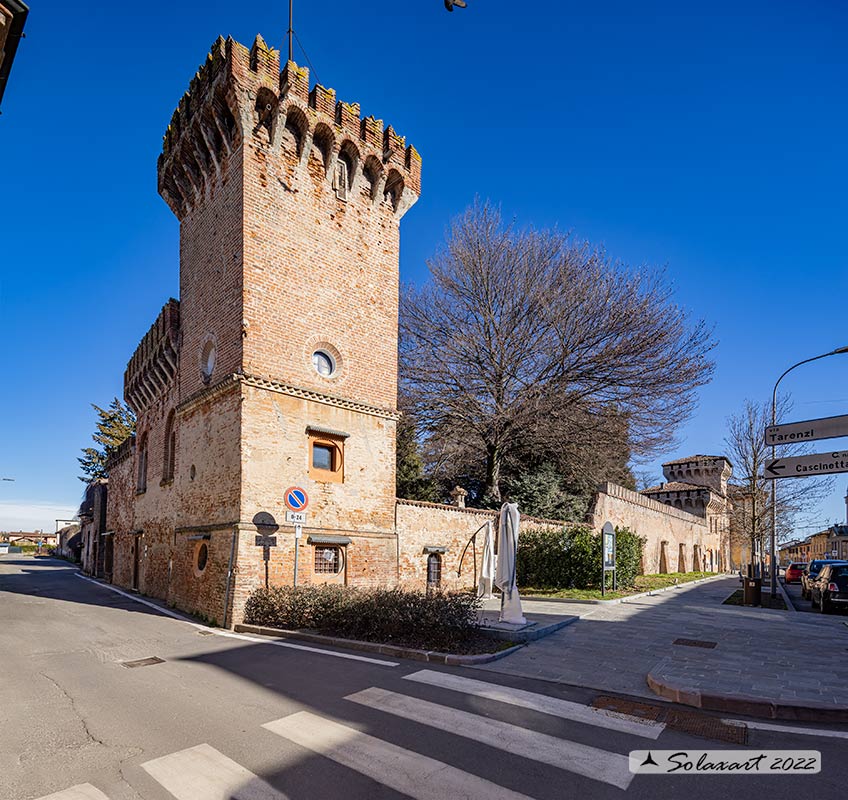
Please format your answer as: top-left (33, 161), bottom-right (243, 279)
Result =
top-left (197, 630), bottom-right (215, 636)
top-left (121, 656), bottom-right (165, 669)
top-left (673, 638), bottom-right (717, 649)
top-left (591, 696), bottom-right (747, 745)
top-left (592, 696), bottom-right (664, 722)
top-left (665, 709), bottom-right (748, 745)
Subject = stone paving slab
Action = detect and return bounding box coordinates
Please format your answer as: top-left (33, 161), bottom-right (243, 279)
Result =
top-left (474, 576), bottom-right (848, 720)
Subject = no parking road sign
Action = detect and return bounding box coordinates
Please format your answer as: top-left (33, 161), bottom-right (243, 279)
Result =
top-left (284, 486), bottom-right (309, 512)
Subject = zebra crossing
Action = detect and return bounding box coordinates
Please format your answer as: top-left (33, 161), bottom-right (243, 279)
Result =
top-left (34, 669), bottom-right (667, 800)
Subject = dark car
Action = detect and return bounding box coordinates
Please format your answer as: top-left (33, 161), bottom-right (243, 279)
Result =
top-left (785, 562), bottom-right (807, 584)
top-left (810, 564), bottom-right (848, 613)
top-left (802, 560), bottom-right (848, 599)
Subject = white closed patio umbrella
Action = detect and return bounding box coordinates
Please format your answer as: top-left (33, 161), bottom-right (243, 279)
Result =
top-left (478, 521), bottom-right (496, 599)
top-left (495, 503), bottom-right (526, 625)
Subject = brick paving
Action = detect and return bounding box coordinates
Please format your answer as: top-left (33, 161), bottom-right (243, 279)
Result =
top-left (476, 577), bottom-right (848, 717)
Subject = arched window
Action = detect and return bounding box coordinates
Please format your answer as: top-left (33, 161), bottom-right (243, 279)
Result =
top-left (427, 553), bottom-right (442, 589)
top-left (162, 411), bottom-right (176, 483)
top-left (137, 434), bottom-right (148, 493)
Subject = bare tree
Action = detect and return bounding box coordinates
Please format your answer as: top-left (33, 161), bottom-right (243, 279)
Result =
top-left (400, 201), bottom-right (717, 502)
top-left (724, 397), bottom-right (833, 572)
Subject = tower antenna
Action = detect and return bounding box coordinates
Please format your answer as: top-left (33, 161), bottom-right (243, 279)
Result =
top-left (287, 0), bottom-right (294, 62)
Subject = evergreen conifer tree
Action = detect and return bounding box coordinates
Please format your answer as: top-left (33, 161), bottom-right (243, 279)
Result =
top-left (78, 398), bottom-right (136, 482)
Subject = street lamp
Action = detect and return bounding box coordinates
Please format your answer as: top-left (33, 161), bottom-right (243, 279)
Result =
top-left (770, 345), bottom-right (848, 596)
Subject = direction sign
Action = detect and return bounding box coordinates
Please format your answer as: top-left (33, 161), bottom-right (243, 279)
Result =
top-left (284, 487), bottom-right (309, 511)
top-left (764, 450), bottom-right (848, 480)
top-left (765, 414), bottom-right (848, 447)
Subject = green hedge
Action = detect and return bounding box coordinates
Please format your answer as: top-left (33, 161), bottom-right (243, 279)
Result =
top-left (244, 585), bottom-right (481, 651)
top-left (517, 525), bottom-right (645, 589)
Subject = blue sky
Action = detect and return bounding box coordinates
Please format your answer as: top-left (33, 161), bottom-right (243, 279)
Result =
top-left (1, 0), bottom-right (847, 532)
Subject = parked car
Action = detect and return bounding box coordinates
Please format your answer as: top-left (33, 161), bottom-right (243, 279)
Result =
top-left (802, 560), bottom-right (848, 600)
top-left (784, 562), bottom-right (807, 584)
top-left (810, 564), bottom-right (848, 613)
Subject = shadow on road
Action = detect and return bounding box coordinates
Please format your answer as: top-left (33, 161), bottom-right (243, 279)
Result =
top-left (0, 557), bottom-right (193, 623)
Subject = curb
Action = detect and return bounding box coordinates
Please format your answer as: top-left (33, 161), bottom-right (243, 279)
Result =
top-left (233, 623), bottom-right (525, 665)
top-left (775, 577), bottom-right (797, 613)
top-left (646, 671), bottom-right (848, 723)
top-left (522, 573), bottom-right (733, 606)
top-left (478, 616), bottom-right (577, 641)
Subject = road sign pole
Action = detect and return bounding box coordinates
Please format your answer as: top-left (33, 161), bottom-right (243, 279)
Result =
top-left (769, 345), bottom-right (848, 598)
top-left (771, 402), bottom-right (776, 597)
top-left (293, 524), bottom-right (302, 588)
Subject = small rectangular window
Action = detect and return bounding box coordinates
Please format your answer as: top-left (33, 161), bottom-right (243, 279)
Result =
top-left (315, 545), bottom-right (342, 574)
top-left (312, 444), bottom-right (334, 471)
top-left (308, 432), bottom-right (344, 483)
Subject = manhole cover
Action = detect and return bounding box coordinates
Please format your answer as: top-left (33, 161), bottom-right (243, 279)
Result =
top-left (591, 696), bottom-right (747, 744)
top-left (121, 657), bottom-right (165, 669)
top-left (673, 638), bottom-right (717, 649)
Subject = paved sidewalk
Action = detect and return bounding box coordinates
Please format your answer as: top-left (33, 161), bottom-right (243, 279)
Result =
top-left (476, 577), bottom-right (848, 720)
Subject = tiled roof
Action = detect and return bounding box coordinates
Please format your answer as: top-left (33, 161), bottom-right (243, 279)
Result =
top-left (642, 482), bottom-right (709, 494)
top-left (662, 454), bottom-right (729, 466)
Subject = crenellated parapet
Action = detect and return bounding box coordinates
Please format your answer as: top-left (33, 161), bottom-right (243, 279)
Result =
top-left (124, 299), bottom-right (180, 413)
top-left (158, 34), bottom-right (421, 220)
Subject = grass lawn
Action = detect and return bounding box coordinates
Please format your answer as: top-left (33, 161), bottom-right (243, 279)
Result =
top-left (520, 571), bottom-right (716, 600)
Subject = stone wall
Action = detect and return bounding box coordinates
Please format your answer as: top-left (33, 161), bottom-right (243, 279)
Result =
top-left (590, 482), bottom-right (723, 573)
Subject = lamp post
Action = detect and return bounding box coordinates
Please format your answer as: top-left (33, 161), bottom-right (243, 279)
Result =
top-left (770, 346), bottom-right (848, 596)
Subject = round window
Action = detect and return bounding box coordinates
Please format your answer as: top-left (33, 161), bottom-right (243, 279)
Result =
top-left (312, 350), bottom-right (335, 377)
top-left (201, 341), bottom-right (216, 381)
top-left (196, 542), bottom-right (208, 573)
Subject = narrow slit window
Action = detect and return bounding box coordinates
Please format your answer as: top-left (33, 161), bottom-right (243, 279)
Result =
top-left (334, 159), bottom-right (349, 201)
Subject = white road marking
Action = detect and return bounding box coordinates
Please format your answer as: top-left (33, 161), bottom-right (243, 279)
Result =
top-left (404, 669), bottom-right (664, 738)
top-left (142, 743), bottom-right (289, 800)
top-left (263, 711), bottom-right (534, 800)
top-left (33, 785), bottom-right (111, 800)
top-left (723, 718), bottom-right (848, 739)
top-left (74, 573), bottom-right (397, 667)
top-left (346, 686), bottom-right (634, 790)
top-left (209, 630), bottom-right (399, 667)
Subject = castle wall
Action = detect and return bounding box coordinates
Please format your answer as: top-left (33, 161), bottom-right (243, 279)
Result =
top-left (177, 151), bottom-right (245, 401)
top-left (241, 113), bottom-right (402, 411)
top-left (590, 483), bottom-right (723, 573)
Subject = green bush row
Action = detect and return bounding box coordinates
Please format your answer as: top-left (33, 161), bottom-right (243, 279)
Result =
top-left (517, 524), bottom-right (645, 589)
top-left (244, 585), bottom-right (481, 651)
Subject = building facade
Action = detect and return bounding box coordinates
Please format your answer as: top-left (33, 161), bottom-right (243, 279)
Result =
top-left (105, 35), bottom-right (421, 625)
top-left (101, 35), bottom-right (730, 626)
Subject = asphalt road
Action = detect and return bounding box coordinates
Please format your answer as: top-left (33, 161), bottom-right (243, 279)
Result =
top-left (2, 556), bottom-right (848, 800)
top-left (781, 576), bottom-right (848, 614)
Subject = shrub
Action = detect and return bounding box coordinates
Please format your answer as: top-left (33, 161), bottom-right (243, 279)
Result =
top-left (516, 525), bottom-right (645, 589)
top-left (244, 585), bottom-right (481, 651)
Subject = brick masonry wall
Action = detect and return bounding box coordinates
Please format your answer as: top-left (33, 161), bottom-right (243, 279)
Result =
top-left (396, 501), bottom-right (495, 592)
top-left (178, 159), bottom-right (245, 401)
top-left (240, 384), bottom-right (397, 532)
top-left (590, 483), bottom-right (724, 573)
top-left (241, 132), bottom-right (402, 411)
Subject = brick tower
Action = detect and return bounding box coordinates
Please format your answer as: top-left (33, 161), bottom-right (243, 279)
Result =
top-left (137, 35), bottom-right (421, 621)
